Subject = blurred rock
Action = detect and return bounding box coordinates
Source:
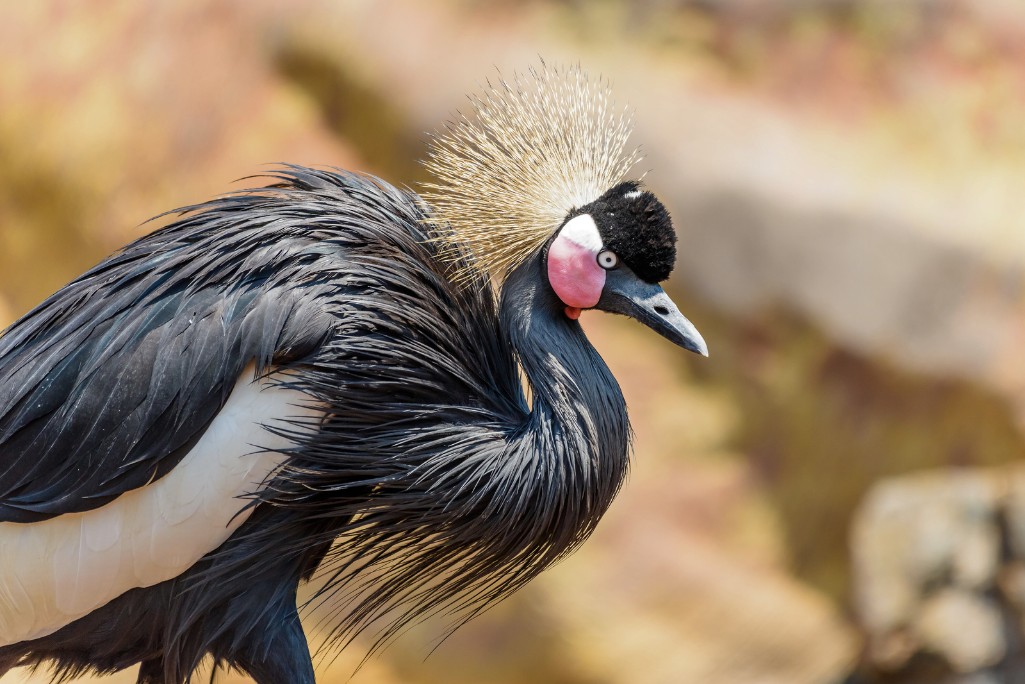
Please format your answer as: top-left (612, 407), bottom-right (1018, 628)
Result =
top-left (855, 470), bottom-right (1002, 651)
top-left (851, 465), bottom-right (1025, 680)
top-left (915, 590), bottom-right (1004, 673)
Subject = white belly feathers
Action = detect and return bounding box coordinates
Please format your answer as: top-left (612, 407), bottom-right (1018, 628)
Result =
top-left (0, 368), bottom-right (321, 646)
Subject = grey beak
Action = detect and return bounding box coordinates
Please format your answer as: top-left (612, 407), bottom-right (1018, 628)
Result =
top-left (595, 267), bottom-right (708, 356)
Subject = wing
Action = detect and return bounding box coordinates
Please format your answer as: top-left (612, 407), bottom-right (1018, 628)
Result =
top-left (0, 191), bottom-right (335, 523)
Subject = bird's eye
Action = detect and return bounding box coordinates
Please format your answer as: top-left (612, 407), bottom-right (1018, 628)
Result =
top-left (597, 250), bottom-right (619, 270)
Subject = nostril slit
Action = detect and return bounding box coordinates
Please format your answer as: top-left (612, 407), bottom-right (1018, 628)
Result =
top-left (654, 305), bottom-right (669, 316)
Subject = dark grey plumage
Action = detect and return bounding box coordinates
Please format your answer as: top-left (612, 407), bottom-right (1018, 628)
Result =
top-left (0, 167), bottom-right (632, 682)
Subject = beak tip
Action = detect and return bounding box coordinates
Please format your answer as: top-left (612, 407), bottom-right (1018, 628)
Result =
top-left (680, 326), bottom-right (708, 358)
top-left (689, 337), bottom-right (709, 358)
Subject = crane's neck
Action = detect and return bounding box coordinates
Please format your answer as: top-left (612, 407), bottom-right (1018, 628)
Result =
top-left (500, 255), bottom-right (631, 540)
top-left (219, 248), bottom-right (636, 648)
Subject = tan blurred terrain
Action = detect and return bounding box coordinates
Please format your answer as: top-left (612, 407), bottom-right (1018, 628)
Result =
top-left (3, 1), bottom-right (1025, 683)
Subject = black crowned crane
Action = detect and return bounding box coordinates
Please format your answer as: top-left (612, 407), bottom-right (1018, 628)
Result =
top-left (0, 65), bottom-right (706, 683)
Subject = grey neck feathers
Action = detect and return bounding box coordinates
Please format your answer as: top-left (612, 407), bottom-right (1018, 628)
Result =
top-left (500, 253), bottom-right (631, 545)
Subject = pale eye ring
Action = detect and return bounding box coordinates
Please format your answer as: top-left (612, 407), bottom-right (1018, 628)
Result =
top-left (597, 250), bottom-right (619, 270)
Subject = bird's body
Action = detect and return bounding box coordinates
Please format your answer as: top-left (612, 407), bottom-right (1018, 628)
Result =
top-left (0, 67), bottom-right (706, 683)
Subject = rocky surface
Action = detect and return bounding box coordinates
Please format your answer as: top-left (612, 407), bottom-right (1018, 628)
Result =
top-left (851, 466), bottom-right (1025, 681)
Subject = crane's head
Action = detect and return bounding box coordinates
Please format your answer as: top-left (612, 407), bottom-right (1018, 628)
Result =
top-left (545, 180), bottom-right (707, 355)
top-left (423, 62), bottom-right (706, 356)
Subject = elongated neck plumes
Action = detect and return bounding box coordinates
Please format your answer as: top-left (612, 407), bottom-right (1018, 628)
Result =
top-left (299, 253), bottom-right (633, 654)
top-left (287, 259), bottom-right (633, 655)
top-left (500, 253), bottom-right (631, 554)
top-left (209, 230), bottom-right (634, 658)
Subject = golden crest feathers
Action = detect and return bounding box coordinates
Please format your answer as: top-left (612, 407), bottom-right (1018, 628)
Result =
top-left (421, 63), bottom-right (640, 283)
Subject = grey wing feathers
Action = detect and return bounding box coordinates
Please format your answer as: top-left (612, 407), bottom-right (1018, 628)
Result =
top-left (0, 179), bottom-right (337, 523)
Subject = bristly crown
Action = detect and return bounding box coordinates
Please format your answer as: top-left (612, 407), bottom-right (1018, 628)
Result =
top-left (421, 63), bottom-right (640, 282)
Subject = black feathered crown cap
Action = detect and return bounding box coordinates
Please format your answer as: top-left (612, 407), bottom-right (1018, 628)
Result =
top-left (570, 181), bottom-right (676, 283)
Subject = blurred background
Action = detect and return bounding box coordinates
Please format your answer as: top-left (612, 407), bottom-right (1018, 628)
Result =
top-left (2, 1), bottom-right (1025, 682)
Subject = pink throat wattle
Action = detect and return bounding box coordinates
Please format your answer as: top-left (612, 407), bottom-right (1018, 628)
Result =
top-left (547, 233), bottom-right (605, 317)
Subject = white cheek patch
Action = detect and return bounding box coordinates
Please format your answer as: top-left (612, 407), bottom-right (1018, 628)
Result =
top-left (558, 213), bottom-right (603, 252)
top-left (548, 213), bottom-right (607, 312)
top-left (623, 190), bottom-right (642, 200)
